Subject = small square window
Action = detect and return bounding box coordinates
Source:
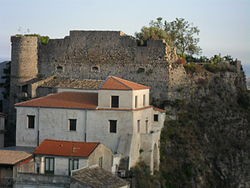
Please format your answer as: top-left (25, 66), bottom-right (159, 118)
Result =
top-left (69, 119), bottom-right (77, 131)
top-left (27, 115), bottom-right (35, 129)
top-left (154, 114), bottom-right (159, 122)
top-left (109, 120), bottom-right (117, 133)
top-left (111, 96), bottom-right (119, 108)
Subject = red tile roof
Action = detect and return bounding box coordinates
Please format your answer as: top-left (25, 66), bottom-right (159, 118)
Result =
top-left (34, 139), bottom-right (100, 158)
top-left (100, 76), bottom-right (150, 90)
top-left (15, 92), bottom-right (98, 109)
top-left (98, 105), bottom-right (165, 112)
top-left (153, 106), bottom-right (166, 113)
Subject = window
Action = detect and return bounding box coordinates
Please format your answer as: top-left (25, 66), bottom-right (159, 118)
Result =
top-left (135, 96), bottom-right (138, 108)
top-left (99, 157), bottom-right (103, 168)
top-left (143, 94), bottom-right (146, 106)
top-left (91, 66), bottom-right (100, 72)
top-left (69, 119), bottom-right (77, 131)
top-left (109, 120), bottom-right (117, 133)
top-left (145, 120), bottom-right (148, 133)
top-left (111, 96), bottom-right (119, 108)
top-left (154, 114), bottom-right (159, 122)
top-left (137, 120), bottom-right (140, 133)
top-left (56, 65), bottom-right (63, 72)
top-left (21, 85), bottom-right (28, 92)
top-left (27, 115), bottom-right (35, 129)
top-left (45, 157), bottom-right (54, 174)
top-left (68, 159), bottom-right (79, 175)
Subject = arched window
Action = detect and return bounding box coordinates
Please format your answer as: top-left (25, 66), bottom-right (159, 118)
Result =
top-left (91, 66), bottom-right (100, 72)
top-left (56, 65), bottom-right (63, 73)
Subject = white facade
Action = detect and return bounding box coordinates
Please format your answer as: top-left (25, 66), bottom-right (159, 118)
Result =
top-left (35, 144), bottom-right (113, 175)
top-left (16, 81), bottom-right (165, 171)
top-left (36, 156), bottom-right (88, 176)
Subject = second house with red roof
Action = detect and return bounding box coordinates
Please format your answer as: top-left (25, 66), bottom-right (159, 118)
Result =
top-left (15, 76), bottom-right (165, 174)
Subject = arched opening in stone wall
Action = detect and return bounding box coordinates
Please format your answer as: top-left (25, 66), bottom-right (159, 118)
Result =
top-left (91, 66), bottom-right (100, 72)
top-left (153, 143), bottom-right (159, 172)
top-left (56, 65), bottom-right (63, 73)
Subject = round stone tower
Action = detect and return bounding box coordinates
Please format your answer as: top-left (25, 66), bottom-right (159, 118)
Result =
top-left (7, 36), bottom-right (39, 146)
top-left (11, 36), bottom-right (38, 84)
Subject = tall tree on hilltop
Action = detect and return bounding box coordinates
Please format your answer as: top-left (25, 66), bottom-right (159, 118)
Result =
top-left (136, 17), bottom-right (201, 56)
top-left (135, 17), bottom-right (173, 46)
top-left (164, 18), bottom-right (201, 56)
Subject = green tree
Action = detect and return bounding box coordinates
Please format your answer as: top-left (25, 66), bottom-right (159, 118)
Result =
top-left (164, 18), bottom-right (201, 56)
top-left (135, 17), bottom-right (172, 46)
top-left (136, 17), bottom-right (201, 56)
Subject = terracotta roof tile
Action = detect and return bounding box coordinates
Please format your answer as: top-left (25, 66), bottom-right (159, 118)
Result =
top-left (100, 76), bottom-right (150, 90)
top-left (0, 150), bottom-right (32, 165)
top-left (153, 106), bottom-right (166, 113)
top-left (72, 166), bottom-right (129, 187)
top-left (34, 139), bottom-right (100, 157)
top-left (15, 92), bottom-right (98, 109)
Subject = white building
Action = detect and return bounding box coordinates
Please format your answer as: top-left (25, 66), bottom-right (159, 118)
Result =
top-left (34, 139), bottom-right (113, 175)
top-left (15, 76), bottom-right (165, 172)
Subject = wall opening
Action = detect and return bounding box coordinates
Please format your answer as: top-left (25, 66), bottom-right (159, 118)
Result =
top-left (91, 66), bottom-right (100, 72)
top-left (137, 67), bottom-right (145, 73)
top-left (153, 143), bottom-right (159, 172)
top-left (137, 40), bottom-right (147, 47)
top-left (56, 65), bottom-right (63, 73)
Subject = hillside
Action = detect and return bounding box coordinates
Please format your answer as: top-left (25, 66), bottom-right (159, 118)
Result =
top-left (133, 62), bottom-right (250, 188)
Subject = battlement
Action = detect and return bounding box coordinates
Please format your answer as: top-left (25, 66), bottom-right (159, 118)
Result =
top-left (69, 30), bottom-right (127, 38)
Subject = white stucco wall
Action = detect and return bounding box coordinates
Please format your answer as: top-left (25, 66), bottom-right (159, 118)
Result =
top-left (132, 89), bottom-right (150, 109)
top-left (86, 110), bottom-right (133, 156)
top-left (16, 87), bottom-right (165, 171)
top-left (36, 156), bottom-right (88, 176)
top-left (98, 89), bottom-right (149, 110)
top-left (98, 90), bottom-right (133, 109)
top-left (16, 107), bottom-right (87, 147)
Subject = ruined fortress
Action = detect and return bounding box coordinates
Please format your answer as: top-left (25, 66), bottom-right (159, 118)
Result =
top-left (6, 30), bottom-right (189, 146)
top-left (10, 31), bottom-right (181, 105)
top-left (9, 30), bottom-right (245, 146)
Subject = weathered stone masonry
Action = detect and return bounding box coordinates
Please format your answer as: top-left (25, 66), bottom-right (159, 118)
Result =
top-left (11, 31), bottom-right (177, 102)
top-left (8, 30), bottom-right (179, 145)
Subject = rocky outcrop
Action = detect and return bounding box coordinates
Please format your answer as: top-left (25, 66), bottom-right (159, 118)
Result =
top-left (160, 61), bottom-right (250, 188)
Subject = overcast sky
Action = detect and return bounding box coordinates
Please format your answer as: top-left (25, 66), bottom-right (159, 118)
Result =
top-left (0, 0), bottom-right (249, 75)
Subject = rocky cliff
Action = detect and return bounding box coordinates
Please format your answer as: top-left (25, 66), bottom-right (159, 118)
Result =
top-left (133, 61), bottom-right (250, 188)
top-left (160, 61), bottom-right (250, 188)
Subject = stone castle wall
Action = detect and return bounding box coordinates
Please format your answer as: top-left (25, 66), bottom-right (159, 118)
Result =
top-left (36, 31), bottom-right (177, 100)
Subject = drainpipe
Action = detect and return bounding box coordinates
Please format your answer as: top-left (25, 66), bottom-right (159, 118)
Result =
top-left (37, 107), bottom-right (40, 146)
